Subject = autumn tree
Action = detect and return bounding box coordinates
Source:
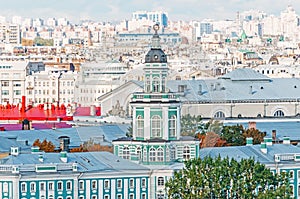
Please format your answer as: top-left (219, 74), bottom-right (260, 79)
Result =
top-left (242, 128), bottom-right (266, 145)
top-left (166, 156), bottom-right (292, 199)
top-left (32, 138), bottom-right (55, 152)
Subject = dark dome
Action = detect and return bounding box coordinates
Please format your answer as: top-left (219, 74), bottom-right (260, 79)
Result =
top-left (145, 48), bottom-right (167, 63)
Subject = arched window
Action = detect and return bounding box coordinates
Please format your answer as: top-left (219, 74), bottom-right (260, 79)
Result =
top-left (157, 148), bottom-right (164, 162)
top-left (151, 115), bottom-right (162, 137)
top-left (170, 145), bottom-right (176, 160)
top-left (122, 146), bottom-right (130, 160)
top-left (274, 110), bottom-right (284, 117)
top-left (153, 77), bottom-right (160, 92)
top-left (145, 76), bottom-right (150, 92)
top-left (149, 148), bottom-right (156, 162)
top-left (136, 115), bottom-right (144, 137)
top-left (183, 146), bottom-right (190, 160)
top-left (169, 115), bottom-right (176, 137)
top-left (214, 111), bottom-right (225, 118)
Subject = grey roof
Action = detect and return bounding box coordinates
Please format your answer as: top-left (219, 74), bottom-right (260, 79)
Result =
top-left (167, 77), bottom-right (300, 102)
top-left (3, 151), bottom-right (149, 172)
top-left (225, 120), bottom-right (300, 141)
top-left (219, 68), bottom-right (270, 81)
top-left (0, 136), bottom-right (30, 152)
top-left (0, 125), bottom-right (128, 149)
top-left (200, 144), bottom-right (300, 165)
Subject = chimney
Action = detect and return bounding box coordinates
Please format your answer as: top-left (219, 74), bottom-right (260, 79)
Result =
top-left (72, 163), bottom-right (78, 171)
top-left (246, 137), bottom-right (253, 146)
top-left (60, 151), bottom-right (67, 163)
top-left (39, 154), bottom-right (44, 162)
top-left (10, 146), bottom-right (19, 156)
top-left (59, 136), bottom-right (70, 152)
top-left (272, 130), bottom-right (276, 142)
top-left (198, 84), bottom-right (202, 95)
top-left (264, 137), bottom-right (272, 146)
top-left (249, 86), bottom-right (253, 94)
top-left (283, 136), bottom-right (290, 145)
top-left (248, 121), bottom-right (256, 129)
top-left (260, 142), bottom-right (267, 154)
top-left (31, 146), bottom-right (40, 154)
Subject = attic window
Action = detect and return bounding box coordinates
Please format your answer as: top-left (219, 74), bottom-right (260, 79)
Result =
top-left (260, 86), bottom-right (264, 89)
top-left (294, 85), bottom-right (297, 88)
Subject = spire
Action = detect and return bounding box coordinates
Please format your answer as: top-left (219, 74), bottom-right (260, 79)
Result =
top-left (151, 24), bottom-right (161, 49)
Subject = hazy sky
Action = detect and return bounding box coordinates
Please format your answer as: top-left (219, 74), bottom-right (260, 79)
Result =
top-left (0, 0), bottom-right (299, 23)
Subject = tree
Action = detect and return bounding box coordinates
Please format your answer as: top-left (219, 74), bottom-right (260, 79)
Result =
top-left (166, 156), bottom-right (292, 199)
top-left (181, 114), bottom-right (204, 136)
top-left (242, 128), bottom-right (266, 145)
top-left (220, 125), bottom-right (244, 146)
top-left (32, 138), bottom-right (55, 152)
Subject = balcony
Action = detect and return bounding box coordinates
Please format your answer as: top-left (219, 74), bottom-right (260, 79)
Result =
top-left (132, 92), bottom-right (180, 103)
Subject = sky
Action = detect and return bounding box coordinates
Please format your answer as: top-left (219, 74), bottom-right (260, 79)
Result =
top-left (0, 0), bottom-right (299, 23)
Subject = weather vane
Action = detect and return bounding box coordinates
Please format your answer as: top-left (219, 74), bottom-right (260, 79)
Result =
top-left (153, 24), bottom-right (159, 34)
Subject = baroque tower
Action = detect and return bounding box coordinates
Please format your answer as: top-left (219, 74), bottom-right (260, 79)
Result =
top-left (113, 24), bottom-right (199, 165)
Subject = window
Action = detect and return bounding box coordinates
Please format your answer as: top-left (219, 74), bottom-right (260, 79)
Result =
top-left (214, 111), bottom-right (225, 118)
top-left (92, 180), bottom-right (97, 190)
top-left (1, 90), bottom-right (9, 95)
top-left (129, 178), bottom-right (134, 188)
top-left (79, 196), bottom-right (84, 199)
top-left (157, 193), bottom-right (165, 199)
top-left (79, 180), bottom-right (84, 190)
top-left (57, 181), bottom-right (62, 191)
top-left (129, 194), bottom-right (134, 199)
top-left (141, 178), bottom-right (146, 188)
top-left (117, 179), bottom-right (122, 189)
top-left (1, 81), bottom-right (9, 86)
top-left (290, 170), bottom-right (294, 179)
top-left (66, 181), bottom-right (72, 190)
top-left (117, 195), bottom-right (122, 199)
top-left (30, 182), bottom-right (36, 192)
top-left (40, 182), bottom-right (45, 191)
top-left (145, 76), bottom-right (150, 92)
top-left (151, 115), bottom-right (161, 137)
top-left (66, 197), bottom-right (72, 199)
top-left (104, 180), bottom-right (110, 189)
top-left (137, 146), bottom-right (141, 160)
top-left (48, 182), bottom-right (53, 191)
top-left (104, 195), bottom-right (109, 199)
top-left (136, 115), bottom-right (144, 137)
top-left (153, 76), bottom-right (160, 92)
top-left (274, 110), bottom-right (284, 117)
top-left (158, 177), bottom-right (164, 186)
top-left (92, 196), bottom-right (97, 199)
top-left (170, 146), bottom-right (176, 160)
top-left (122, 146), bottom-right (130, 160)
top-left (183, 146), bottom-right (190, 160)
top-left (157, 148), bottom-right (164, 162)
top-left (169, 115), bottom-right (176, 137)
top-left (3, 182), bottom-right (8, 193)
top-left (142, 193), bottom-right (146, 199)
top-left (150, 148), bottom-right (156, 162)
top-left (21, 183), bottom-right (26, 192)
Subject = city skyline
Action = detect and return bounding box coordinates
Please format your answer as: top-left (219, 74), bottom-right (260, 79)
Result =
top-left (0, 0), bottom-right (299, 23)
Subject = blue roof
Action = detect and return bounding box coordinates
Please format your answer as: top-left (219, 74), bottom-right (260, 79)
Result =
top-left (2, 151), bottom-right (149, 172)
top-left (200, 144), bottom-right (300, 165)
top-left (0, 125), bottom-right (128, 149)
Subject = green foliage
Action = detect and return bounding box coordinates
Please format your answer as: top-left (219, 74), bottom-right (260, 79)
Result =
top-left (126, 122), bottom-right (133, 137)
top-left (180, 114), bottom-right (203, 136)
top-left (34, 37), bottom-right (54, 46)
top-left (166, 156), bottom-right (293, 199)
top-left (220, 125), bottom-right (244, 146)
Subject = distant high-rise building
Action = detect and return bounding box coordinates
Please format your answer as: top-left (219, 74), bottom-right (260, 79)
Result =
top-left (132, 11), bottom-right (168, 27)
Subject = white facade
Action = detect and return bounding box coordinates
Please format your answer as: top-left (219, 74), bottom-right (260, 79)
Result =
top-left (0, 61), bottom-right (28, 104)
